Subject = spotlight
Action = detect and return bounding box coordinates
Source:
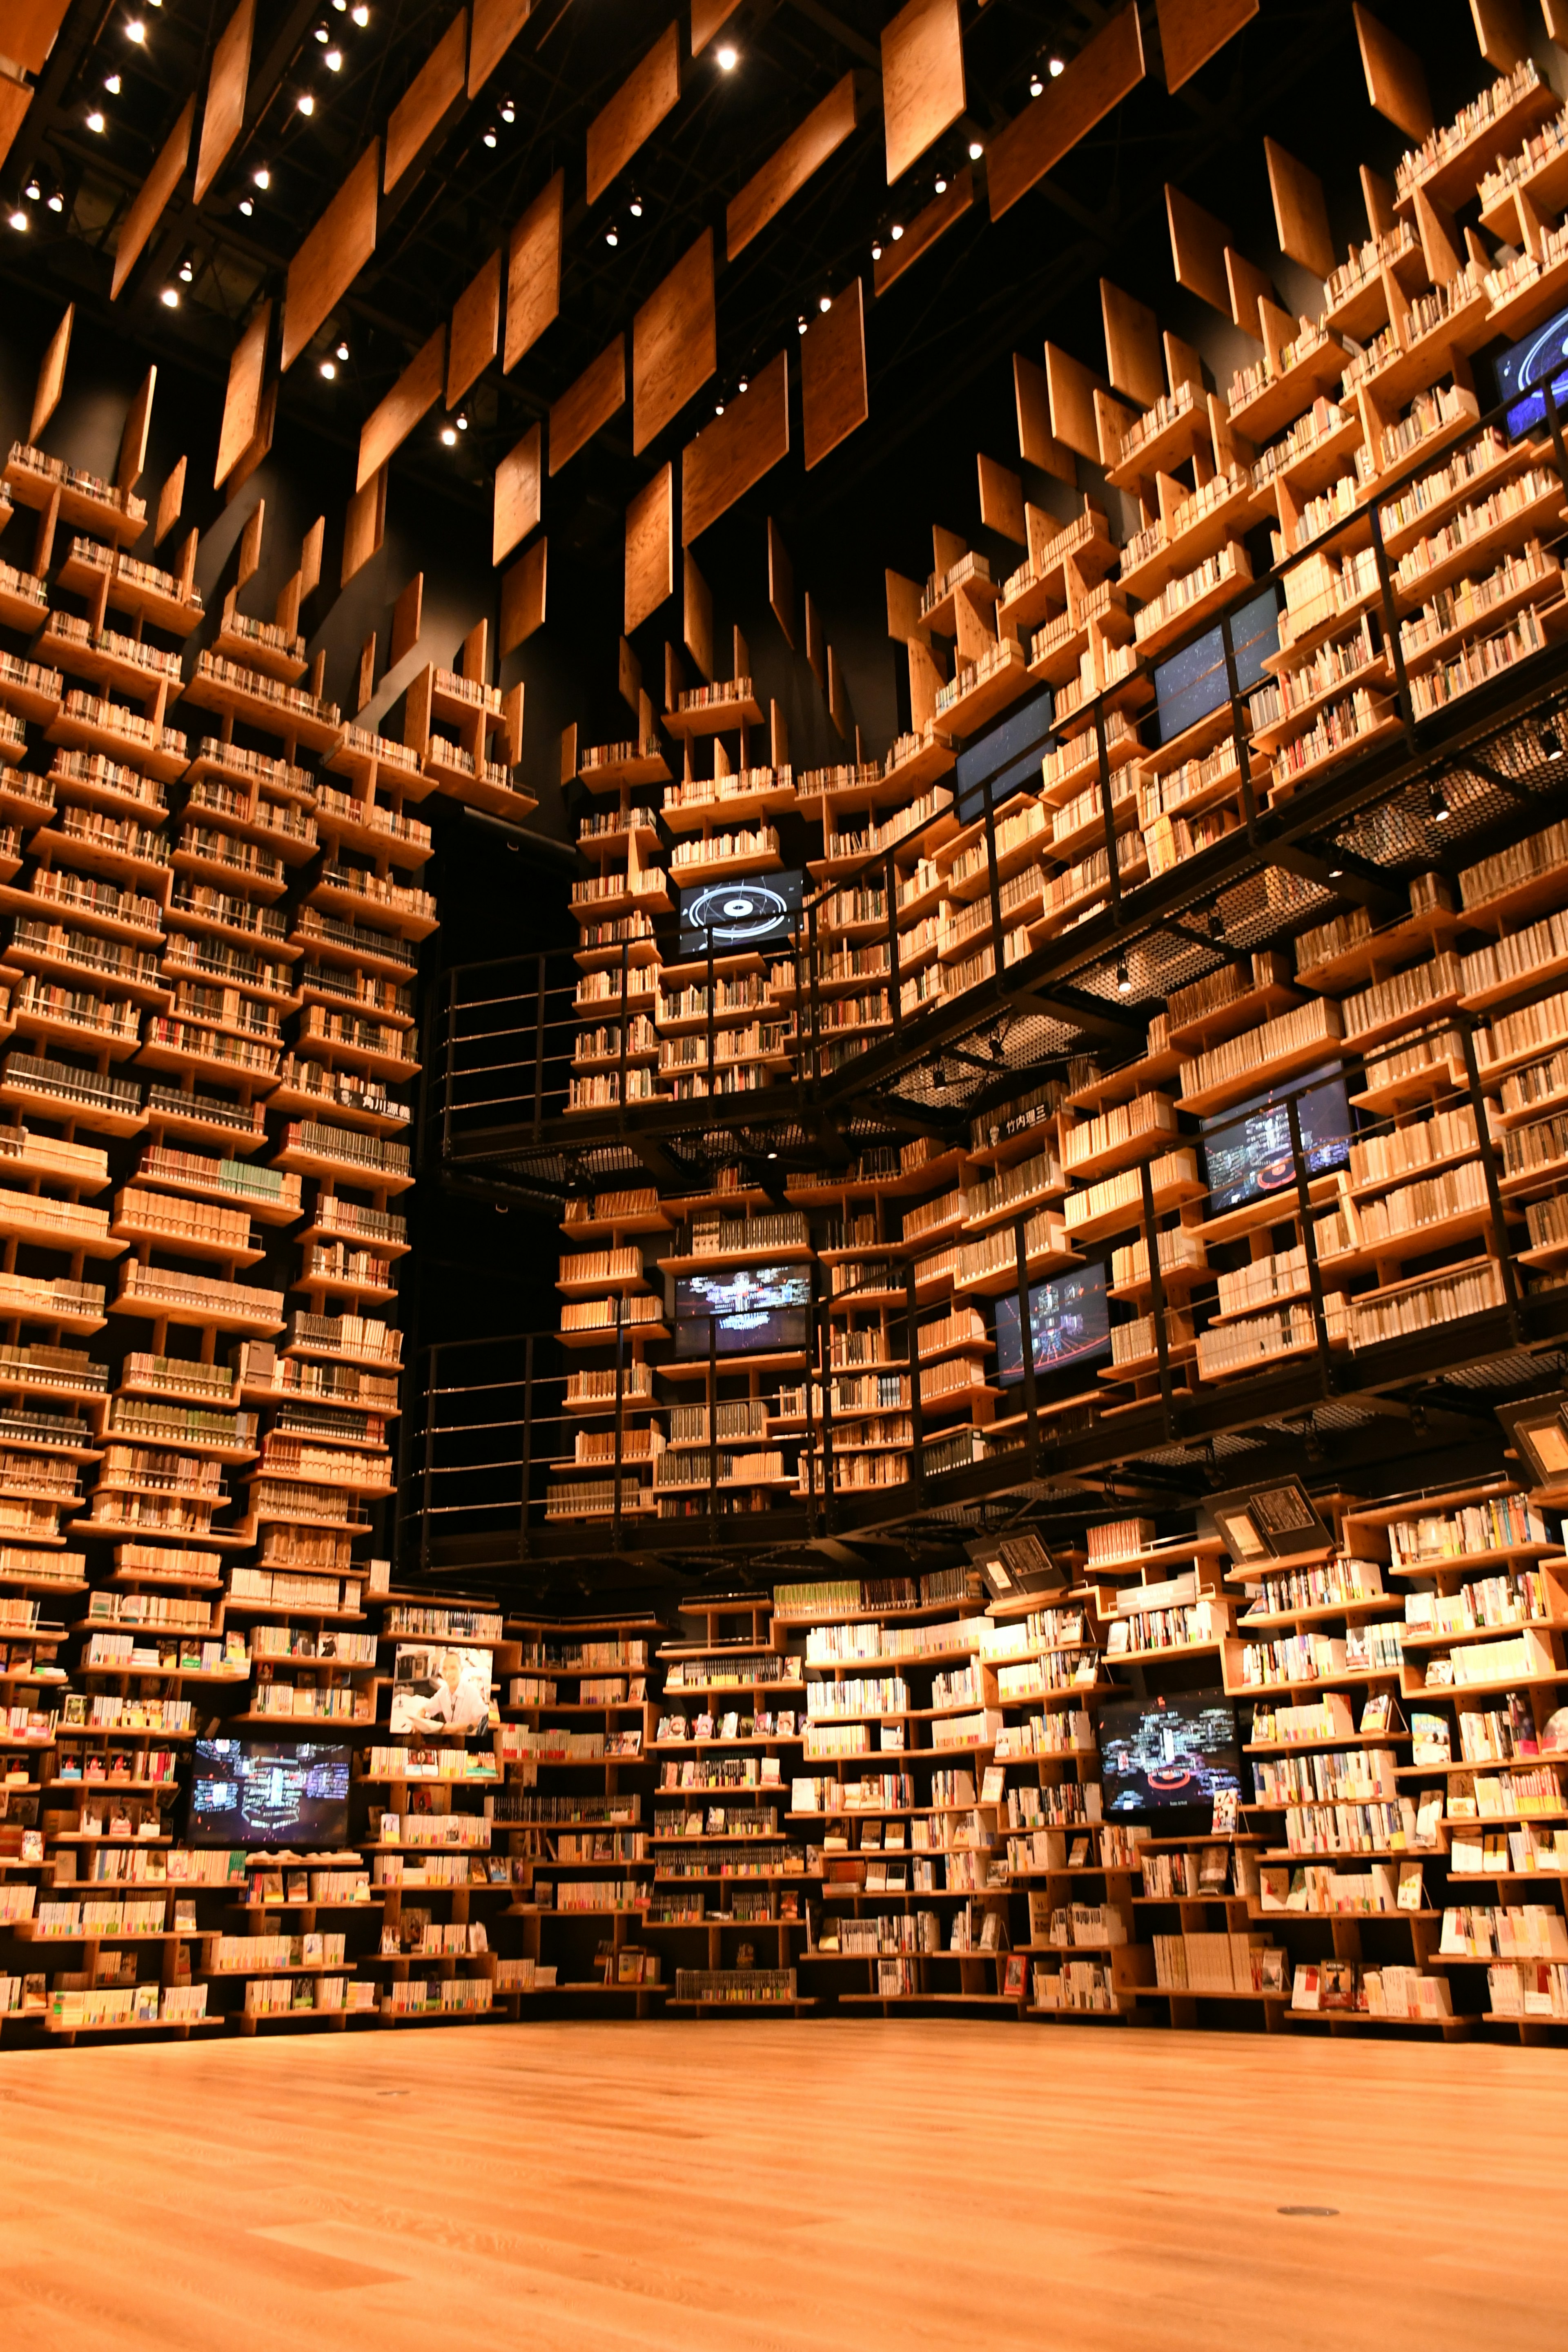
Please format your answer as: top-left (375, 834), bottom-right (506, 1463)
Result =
top-left (324, 47), bottom-right (342, 69)
top-left (126, 16), bottom-right (146, 39)
top-left (1049, 55), bottom-right (1065, 75)
top-left (253, 165), bottom-right (270, 189)
top-left (737, 374), bottom-right (747, 392)
top-left (499, 96), bottom-right (516, 124)
top-left (22, 173), bottom-right (40, 202)
top-left (819, 292), bottom-right (832, 312)
top-left (297, 91), bottom-right (315, 114)
top-left (483, 125), bottom-right (497, 147)
top-left (1029, 71), bottom-right (1042, 96)
top-left (1429, 780), bottom-right (1450, 823)
top-left (46, 189), bottom-right (62, 213)
top-left (104, 73), bottom-right (122, 94)
top-left (1116, 960), bottom-right (1131, 995)
top-left (238, 196), bottom-right (253, 215)
top-left (352, 2), bottom-right (369, 21)
top-left (1208, 906), bottom-right (1224, 940)
top-left (177, 254), bottom-right (193, 281)
top-left (87, 109), bottom-right (105, 131)
top-left (319, 358), bottom-right (337, 379)
top-left (7, 208), bottom-right (26, 232)
top-left (934, 174), bottom-right (947, 193)
top-left (871, 237), bottom-right (882, 259)
top-left (968, 139), bottom-right (983, 159)
top-left (605, 225), bottom-right (618, 246)
top-left (333, 0), bottom-right (345, 9)
top-left (1328, 864), bottom-right (1344, 879)
top-left (314, 22), bottom-right (328, 39)
top-left (629, 195), bottom-right (643, 217)
top-left (440, 425), bottom-right (458, 447)
top-left (932, 1060), bottom-right (947, 1088)
top-left (159, 285), bottom-right (178, 307)
top-left (797, 314), bottom-right (807, 335)
top-left (766, 1149), bottom-right (778, 1161)
top-left (455, 412), bottom-right (468, 431)
top-left (1543, 720), bottom-right (1563, 758)
top-left (716, 42), bottom-right (738, 69)
top-left (890, 222), bottom-right (904, 241)
top-left (336, 341), bottom-right (350, 361)
top-left (715, 401), bottom-right (724, 415)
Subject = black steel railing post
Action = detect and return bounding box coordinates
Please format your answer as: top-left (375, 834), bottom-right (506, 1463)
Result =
top-left (886, 849), bottom-right (902, 1039)
top-left (1458, 1011), bottom-right (1523, 1339)
top-left (520, 1334), bottom-right (535, 1559)
top-left (803, 1280), bottom-right (820, 1535)
top-left (982, 772), bottom-right (1006, 993)
top-left (1368, 497), bottom-right (1418, 756)
top-left (616, 942), bottom-right (628, 1117)
top-left (1287, 1089), bottom-right (1335, 1390)
top-left (708, 1312), bottom-right (719, 1522)
top-left (706, 920), bottom-right (717, 1096)
top-left (534, 951), bottom-right (548, 1135)
top-left (1093, 702), bottom-right (1122, 913)
top-left (1217, 607), bottom-right (1260, 842)
top-left (904, 1258), bottom-right (928, 1500)
top-left (612, 1313), bottom-right (625, 1551)
top-left (419, 1340), bottom-right (436, 1574)
top-left (1012, 1214), bottom-right (1040, 1474)
top-left (1139, 1156), bottom-right (1176, 1438)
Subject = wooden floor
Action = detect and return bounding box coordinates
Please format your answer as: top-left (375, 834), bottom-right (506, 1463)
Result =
top-left (0, 2022), bottom-right (1558, 2349)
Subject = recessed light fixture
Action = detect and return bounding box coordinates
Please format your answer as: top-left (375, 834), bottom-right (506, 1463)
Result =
top-left (440, 425), bottom-right (457, 447)
top-left (351, 2), bottom-right (369, 22)
top-left (22, 172), bottom-right (39, 201)
top-left (1328, 864), bottom-right (1344, 879)
top-left (715, 400), bottom-right (724, 415)
top-left (87, 109), bottom-right (105, 132)
top-left (715, 42), bottom-right (738, 69)
top-left (871, 237), bottom-right (882, 259)
top-left (1429, 780), bottom-right (1450, 823)
top-left (177, 254), bottom-right (194, 281)
top-left (797, 315), bottom-right (807, 335)
top-left (819, 293), bottom-right (832, 312)
top-left (1542, 719), bottom-right (1563, 758)
top-left (126, 16), bottom-right (146, 39)
top-left (766, 1149), bottom-right (777, 1161)
top-left (314, 22), bottom-right (328, 39)
top-left (737, 374), bottom-right (748, 392)
top-left (160, 285), bottom-right (178, 307)
top-left (46, 189), bottom-right (63, 213)
top-left (297, 91), bottom-right (315, 114)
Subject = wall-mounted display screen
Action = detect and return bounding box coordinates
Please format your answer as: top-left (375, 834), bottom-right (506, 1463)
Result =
top-left (1153, 584), bottom-right (1279, 745)
top-left (1200, 1062), bottom-right (1352, 1215)
top-left (674, 1265), bottom-right (811, 1356)
top-left (188, 1739), bottom-right (351, 1848)
top-left (994, 1263), bottom-right (1111, 1384)
top-left (1096, 1693), bottom-right (1243, 1814)
top-left (678, 873), bottom-right (802, 958)
top-left (1494, 303), bottom-right (1568, 438)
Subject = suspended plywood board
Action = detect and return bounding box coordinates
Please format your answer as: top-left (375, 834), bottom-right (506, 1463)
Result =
top-left (1470, 0), bottom-right (1528, 62)
top-left (470, 0), bottom-right (534, 93)
top-left (1011, 352), bottom-right (1075, 483)
top-left (282, 142), bottom-right (380, 372)
top-left (684, 550), bottom-right (715, 679)
top-left (549, 336), bottom-right (624, 473)
top-left (500, 536), bottom-right (547, 653)
top-left (357, 326), bottom-right (447, 490)
top-left (633, 229), bottom-right (716, 456)
top-left (882, 0), bottom-right (965, 183)
top-left (390, 573), bottom-right (423, 668)
top-left (494, 421), bottom-right (542, 564)
top-left (1361, 163), bottom-right (1396, 238)
top-left (355, 635), bottom-right (378, 711)
top-left (692, 0), bottom-right (743, 51)
top-left (768, 517), bottom-right (796, 648)
top-left (1165, 183), bottom-right (1232, 315)
top-left (885, 568), bottom-right (925, 644)
top-left (977, 454), bottom-right (1026, 545)
top-left (727, 71), bottom-right (862, 259)
top-left (7, 0), bottom-right (71, 73)
top-left (342, 465), bottom-right (388, 584)
top-left (1100, 281), bottom-right (1164, 409)
top-left (619, 636), bottom-right (642, 713)
top-left (505, 169), bottom-right (564, 370)
top-left (300, 514), bottom-right (325, 597)
top-left (224, 379), bottom-right (275, 501)
top-left (1154, 0), bottom-right (1257, 94)
top-left (449, 249), bottom-right (501, 406)
top-left (681, 348), bottom-right (789, 542)
top-left (1352, 4), bottom-right (1432, 142)
top-left (1044, 343), bottom-right (1105, 462)
top-left (0, 75), bottom-right (29, 175)
top-left (154, 456), bottom-right (186, 546)
top-left (194, 0), bottom-right (254, 203)
top-left (118, 369), bottom-right (155, 494)
top-left (801, 278), bottom-right (868, 471)
top-left (28, 303), bottom-right (72, 444)
top-left (987, 6), bottom-right (1145, 221)
top-left (110, 94), bottom-right (195, 299)
top-left (587, 22), bottom-right (680, 205)
top-left (236, 501), bottom-right (265, 590)
top-left (1225, 247), bottom-right (1276, 342)
top-left (874, 165), bottom-right (972, 294)
top-left (215, 301), bottom-right (271, 490)
top-left (828, 644), bottom-right (853, 741)
top-left (1264, 137), bottom-right (1333, 281)
top-left (626, 463), bottom-right (675, 633)
top-left (385, 11), bottom-right (468, 193)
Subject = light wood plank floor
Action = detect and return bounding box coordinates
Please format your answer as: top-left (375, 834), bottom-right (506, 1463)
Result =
top-left (0, 2021), bottom-right (1559, 2350)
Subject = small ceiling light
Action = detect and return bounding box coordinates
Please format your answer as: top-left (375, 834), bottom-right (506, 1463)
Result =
top-left (605, 224), bottom-right (618, 246)
top-left (104, 73), bottom-right (122, 94)
top-left (968, 139), bottom-right (983, 159)
top-left (319, 358), bottom-right (337, 379)
top-left (737, 374), bottom-right (747, 392)
top-left (934, 173), bottom-right (947, 193)
top-left (336, 340), bottom-right (350, 361)
top-left (352, 2), bottom-right (369, 21)
top-left (46, 188), bottom-right (63, 213)
top-left (933, 1060), bottom-right (948, 1088)
top-left (871, 237), bottom-right (882, 259)
top-left (324, 47), bottom-right (342, 69)
top-left (766, 1149), bottom-right (777, 1161)
top-left (715, 400), bottom-right (725, 415)
top-left (716, 42), bottom-right (738, 69)
top-left (499, 96), bottom-right (516, 124)
top-left (87, 109), bottom-right (105, 131)
top-left (455, 412), bottom-right (468, 431)
top-left (819, 292), bottom-right (832, 312)
top-left (22, 172), bottom-right (40, 201)
top-left (1429, 780), bottom-right (1450, 823)
top-left (1328, 864), bottom-right (1344, 879)
top-left (1029, 71), bottom-right (1043, 96)
top-left (177, 254), bottom-right (193, 281)
top-left (333, 0), bottom-right (346, 9)
top-left (440, 425), bottom-right (458, 447)
top-left (238, 195), bottom-right (253, 215)
top-left (1542, 719), bottom-right (1564, 758)
top-left (483, 125), bottom-right (498, 146)
top-left (296, 91), bottom-right (315, 115)
top-left (7, 208), bottom-right (27, 232)
top-left (160, 285), bottom-right (179, 307)
top-left (253, 165), bottom-right (270, 189)
top-left (125, 16), bottom-right (147, 38)
top-left (629, 195), bottom-right (643, 217)
top-left (797, 314), bottom-right (808, 335)
top-left (315, 21), bottom-right (328, 38)
top-left (890, 221), bottom-right (904, 241)
top-left (1116, 960), bottom-right (1131, 995)
top-left (1049, 55), bottom-right (1065, 75)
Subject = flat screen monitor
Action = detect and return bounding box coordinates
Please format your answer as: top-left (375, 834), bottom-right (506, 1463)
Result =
top-left (994, 1263), bottom-right (1111, 1384)
top-left (1096, 1692), bottom-right (1243, 1814)
top-left (1494, 303), bottom-right (1568, 438)
top-left (1153, 585), bottom-right (1279, 745)
top-left (188, 1737), bottom-right (351, 1848)
top-left (674, 1264), bottom-right (811, 1356)
top-left (1200, 1061), bottom-right (1352, 1216)
top-left (677, 872), bottom-right (802, 959)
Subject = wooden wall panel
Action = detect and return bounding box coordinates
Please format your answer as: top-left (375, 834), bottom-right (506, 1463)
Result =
top-left (805, 592), bottom-right (825, 686)
top-left (111, 95), bottom-right (194, 299)
top-left (1226, 247), bottom-right (1276, 341)
top-left (470, 0), bottom-right (532, 94)
top-left (224, 380), bottom-right (274, 501)
top-left (683, 550), bottom-right (714, 679)
top-left (7, 0), bottom-right (71, 74)
top-left (1154, 0), bottom-right (1257, 94)
top-left (691, 0), bottom-right (742, 52)
top-left (500, 537), bottom-right (547, 652)
top-left (882, 0), bottom-right (965, 184)
top-left (549, 336), bottom-right (624, 473)
top-left (494, 422), bottom-right (541, 564)
top-left (587, 23), bottom-right (680, 206)
top-left (873, 165), bottom-right (971, 294)
top-left (1012, 352), bottom-right (1075, 483)
top-left (448, 249), bottom-right (501, 405)
top-left (625, 463), bottom-right (675, 633)
top-left (727, 72), bottom-right (860, 259)
top-left (357, 326), bottom-right (446, 490)
top-left (390, 574), bottom-right (423, 667)
top-left (1045, 343), bottom-right (1104, 461)
top-left (987, 6), bottom-right (1145, 221)
top-left (29, 303), bottom-right (72, 444)
top-left (0, 75), bottom-right (29, 175)
top-left (633, 229), bottom-right (716, 455)
top-left (505, 170), bottom-right (563, 370)
top-left (1264, 137), bottom-right (1333, 280)
top-left (768, 517), bottom-right (795, 647)
top-left (236, 501), bottom-right (265, 590)
top-left (680, 349), bottom-right (788, 543)
top-left (342, 466), bottom-right (387, 584)
top-left (801, 278), bottom-right (868, 471)
top-left (1100, 281), bottom-right (1164, 408)
top-left (154, 457), bottom-right (186, 547)
top-left (1471, 0), bottom-right (1528, 65)
top-left (300, 515), bottom-right (324, 598)
top-left (385, 11), bottom-right (467, 193)
top-left (194, 0), bottom-right (254, 203)
top-left (977, 454), bottom-right (1026, 545)
top-left (215, 303), bottom-right (270, 489)
top-left (1352, 4), bottom-right (1433, 140)
top-left (283, 144), bottom-right (379, 372)
top-left (1165, 183), bottom-right (1231, 314)
top-left (118, 369), bottom-right (154, 492)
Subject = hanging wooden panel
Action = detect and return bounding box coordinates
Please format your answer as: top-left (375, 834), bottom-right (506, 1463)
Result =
top-left (1264, 138), bottom-right (1334, 280)
top-left (194, 0), bottom-right (254, 203)
top-left (385, 11), bottom-right (468, 193)
top-left (494, 423), bottom-right (542, 564)
top-left (224, 381), bottom-right (274, 501)
top-left (801, 279), bottom-right (868, 471)
top-left (1045, 342), bottom-right (1104, 461)
top-left (1352, 4), bottom-right (1433, 140)
top-left (215, 303), bottom-right (271, 489)
top-left (625, 464), bottom-right (675, 633)
top-left (390, 574), bottom-right (423, 667)
top-left (873, 165), bottom-right (973, 294)
top-left (1100, 281), bottom-right (1164, 408)
top-left (7, 0), bottom-right (71, 74)
top-left (691, 0), bottom-right (742, 52)
top-left (500, 537), bottom-right (547, 653)
top-left (1471, 0), bottom-right (1529, 66)
top-left (881, 0), bottom-right (965, 183)
top-left (118, 369), bottom-right (155, 493)
top-left (357, 326), bottom-right (447, 490)
top-left (727, 72), bottom-right (862, 259)
top-left (0, 76), bottom-right (28, 175)
top-left (1154, 0), bottom-right (1257, 94)
top-left (470, 0), bottom-right (533, 94)
top-left (110, 95), bottom-right (195, 299)
top-left (1165, 183), bottom-right (1232, 314)
top-left (680, 350), bottom-right (788, 543)
top-left (154, 458), bottom-right (186, 547)
top-left (586, 23), bottom-right (681, 205)
top-left (683, 550), bottom-right (715, 679)
top-left (977, 454), bottom-right (1026, 544)
top-left (282, 143), bottom-right (379, 371)
top-left (1011, 352), bottom-right (1075, 483)
top-left (987, 7), bottom-right (1145, 221)
top-left (768, 517), bottom-right (796, 648)
top-left (28, 303), bottom-right (72, 444)
top-left (342, 466), bottom-right (388, 584)
top-left (633, 229), bottom-right (716, 455)
top-left (300, 515), bottom-right (325, 598)
top-left (505, 169), bottom-right (564, 370)
top-left (448, 250), bottom-right (501, 406)
top-left (548, 336), bottom-right (625, 474)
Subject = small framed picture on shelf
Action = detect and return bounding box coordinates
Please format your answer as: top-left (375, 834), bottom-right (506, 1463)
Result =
top-left (1211, 1788), bottom-right (1239, 1836)
top-left (1002, 1953), bottom-right (1028, 1998)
